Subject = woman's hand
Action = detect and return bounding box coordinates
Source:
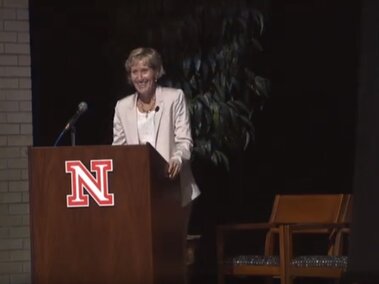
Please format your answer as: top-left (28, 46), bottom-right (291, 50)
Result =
top-left (168, 157), bottom-right (182, 179)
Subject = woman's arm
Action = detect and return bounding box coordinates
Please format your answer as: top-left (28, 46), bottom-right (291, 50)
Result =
top-left (168, 90), bottom-right (193, 178)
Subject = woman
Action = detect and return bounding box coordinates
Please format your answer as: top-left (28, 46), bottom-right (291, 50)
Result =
top-left (112, 48), bottom-right (200, 282)
top-left (112, 47), bottom-right (200, 205)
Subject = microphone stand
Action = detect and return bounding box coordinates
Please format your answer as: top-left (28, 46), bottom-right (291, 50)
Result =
top-left (70, 126), bottom-right (76, 146)
top-left (53, 126), bottom-right (76, 146)
top-left (53, 129), bottom-right (66, 146)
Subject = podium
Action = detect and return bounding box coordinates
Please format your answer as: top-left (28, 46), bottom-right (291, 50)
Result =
top-left (28, 145), bottom-right (185, 284)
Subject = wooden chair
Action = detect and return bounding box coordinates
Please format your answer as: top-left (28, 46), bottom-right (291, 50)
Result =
top-left (284, 194), bottom-right (352, 283)
top-left (216, 194), bottom-right (347, 284)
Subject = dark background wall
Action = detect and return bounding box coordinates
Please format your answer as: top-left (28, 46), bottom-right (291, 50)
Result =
top-left (29, 0), bottom-right (361, 282)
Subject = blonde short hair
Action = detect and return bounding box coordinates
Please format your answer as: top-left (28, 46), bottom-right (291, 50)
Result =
top-left (125, 47), bottom-right (165, 84)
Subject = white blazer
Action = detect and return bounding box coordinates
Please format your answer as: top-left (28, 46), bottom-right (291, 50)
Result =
top-left (113, 86), bottom-right (200, 206)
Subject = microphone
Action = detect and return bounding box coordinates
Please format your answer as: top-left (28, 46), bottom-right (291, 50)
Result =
top-left (64, 101), bottom-right (88, 131)
top-left (53, 101), bottom-right (88, 146)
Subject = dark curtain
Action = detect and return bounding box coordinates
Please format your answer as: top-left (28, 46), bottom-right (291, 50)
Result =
top-left (346, 0), bottom-right (379, 282)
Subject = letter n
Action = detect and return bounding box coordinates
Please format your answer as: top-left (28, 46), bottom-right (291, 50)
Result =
top-left (65, 159), bottom-right (114, 207)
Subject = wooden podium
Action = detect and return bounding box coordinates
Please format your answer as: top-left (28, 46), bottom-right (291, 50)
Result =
top-left (28, 145), bottom-right (185, 284)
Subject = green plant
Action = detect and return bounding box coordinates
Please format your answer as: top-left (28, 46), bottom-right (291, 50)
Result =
top-left (162, 7), bottom-right (270, 170)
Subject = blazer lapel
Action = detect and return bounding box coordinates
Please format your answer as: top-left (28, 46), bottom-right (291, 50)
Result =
top-left (124, 94), bottom-right (139, 144)
top-left (154, 86), bottom-right (164, 146)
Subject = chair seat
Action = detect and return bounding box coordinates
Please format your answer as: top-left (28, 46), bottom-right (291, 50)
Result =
top-left (226, 255), bottom-right (280, 266)
top-left (291, 255), bottom-right (348, 268)
top-left (226, 255), bottom-right (347, 269)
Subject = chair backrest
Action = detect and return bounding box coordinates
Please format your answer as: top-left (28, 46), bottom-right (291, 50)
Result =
top-left (269, 194), bottom-right (345, 224)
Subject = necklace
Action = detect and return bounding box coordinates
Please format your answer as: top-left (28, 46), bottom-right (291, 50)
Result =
top-left (137, 96), bottom-right (156, 118)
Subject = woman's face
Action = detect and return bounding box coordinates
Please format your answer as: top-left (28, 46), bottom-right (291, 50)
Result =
top-left (130, 59), bottom-right (157, 98)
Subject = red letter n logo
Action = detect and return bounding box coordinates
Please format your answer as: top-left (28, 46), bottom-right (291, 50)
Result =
top-left (65, 159), bottom-right (114, 207)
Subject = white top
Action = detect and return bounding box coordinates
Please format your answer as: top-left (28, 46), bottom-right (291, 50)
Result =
top-left (137, 109), bottom-right (156, 146)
